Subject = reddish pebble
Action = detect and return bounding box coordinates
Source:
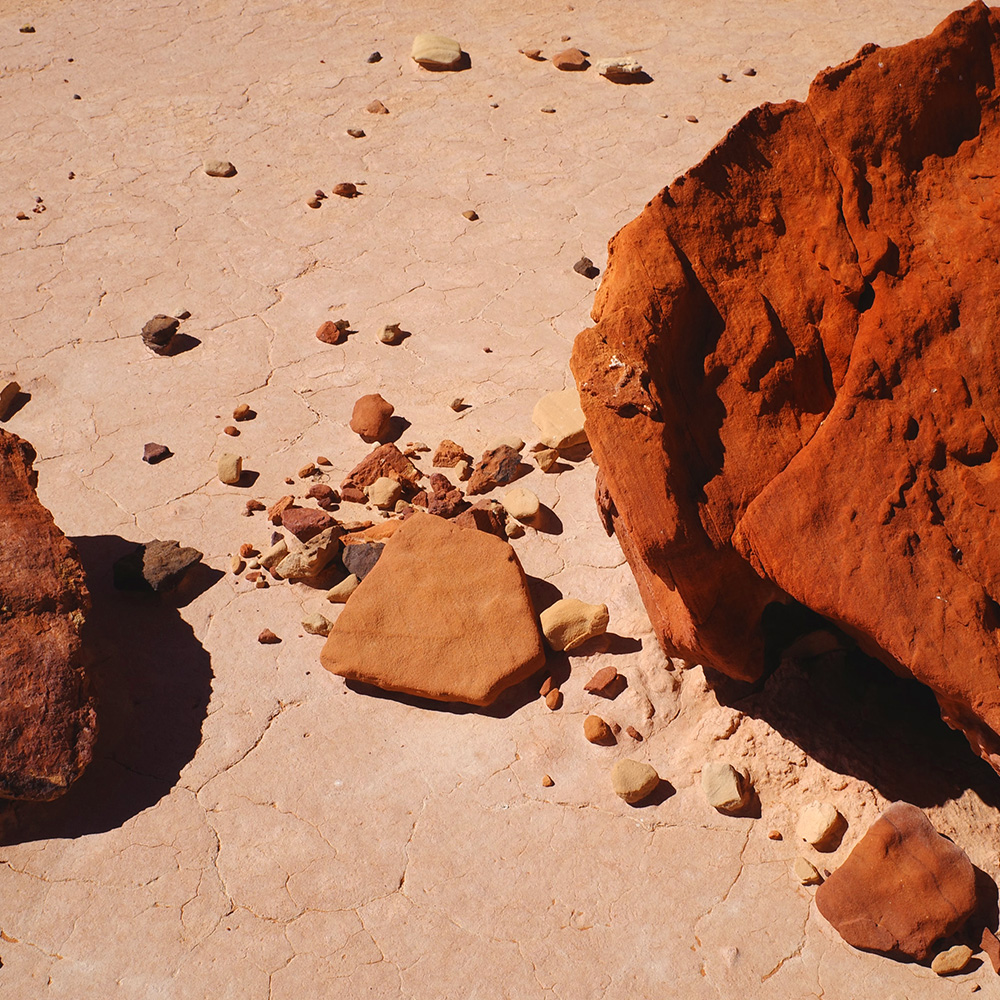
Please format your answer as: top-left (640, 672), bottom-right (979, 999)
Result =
top-left (539, 676), bottom-right (554, 697)
top-left (298, 463), bottom-right (318, 478)
top-left (545, 688), bottom-right (563, 710)
top-left (316, 455), bottom-right (331, 466)
top-left (246, 498), bottom-right (266, 512)
top-left (239, 543), bottom-right (256, 557)
top-left (245, 571), bottom-right (260, 582)
top-left (333, 182), bottom-right (357, 197)
top-left (541, 775), bottom-right (554, 787)
top-left (233, 404), bottom-right (253, 421)
top-left (224, 425), bottom-right (239, 436)
top-left (768, 830), bottom-right (783, 841)
top-left (626, 725), bottom-right (643, 741)
top-left (258, 628), bottom-right (281, 644)
top-left (285, 477), bottom-right (295, 485)
top-left (315, 320), bottom-right (347, 345)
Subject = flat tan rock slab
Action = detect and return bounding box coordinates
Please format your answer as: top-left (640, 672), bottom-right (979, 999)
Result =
top-left (321, 513), bottom-right (544, 705)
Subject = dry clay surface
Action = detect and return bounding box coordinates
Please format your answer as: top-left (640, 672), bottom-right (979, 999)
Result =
top-left (1, 1), bottom-right (996, 997)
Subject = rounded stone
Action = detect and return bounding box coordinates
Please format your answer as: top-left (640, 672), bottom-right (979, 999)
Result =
top-left (583, 715), bottom-right (612, 744)
top-left (503, 487), bottom-right (540, 522)
top-left (931, 944), bottom-right (973, 975)
top-left (611, 759), bottom-right (659, 803)
top-left (540, 598), bottom-right (609, 651)
top-left (797, 801), bottom-right (842, 847)
top-left (217, 453), bottom-right (242, 485)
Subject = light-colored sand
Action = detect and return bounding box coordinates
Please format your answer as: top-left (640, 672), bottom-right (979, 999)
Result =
top-left (1, 2), bottom-right (995, 997)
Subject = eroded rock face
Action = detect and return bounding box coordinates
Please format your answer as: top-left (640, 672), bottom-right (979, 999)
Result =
top-left (571, 2), bottom-right (1000, 773)
top-left (0, 430), bottom-right (97, 799)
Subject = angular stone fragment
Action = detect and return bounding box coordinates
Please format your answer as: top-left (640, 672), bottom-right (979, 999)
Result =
top-left (204, 159), bottom-right (237, 177)
top-left (594, 56), bottom-right (642, 79)
top-left (815, 802), bottom-right (977, 961)
top-left (350, 393), bottom-right (394, 443)
top-left (367, 99), bottom-right (389, 114)
top-left (584, 666), bottom-right (623, 698)
top-left (217, 453), bottom-right (242, 484)
top-left (434, 440), bottom-right (471, 467)
top-left (280, 507), bottom-right (335, 542)
top-left (532, 388), bottom-right (587, 450)
top-left (302, 612), bottom-right (333, 637)
top-left (259, 538), bottom-right (288, 570)
top-left (701, 762), bottom-right (751, 813)
top-left (553, 47), bottom-right (588, 70)
top-left (467, 444), bottom-right (522, 495)
top-left (275, 527), bottom-right (342, 580)
top-left (326, 574), bottom-right (360, 603)
top-left (306, 484), bottom-right (339, 510)
top-left (539, 598), bottom-right (609, 651)
top-left (342, 540), bottom-right (384, 581)
top-left (793, 857), bottom-right (823, 886)
top-left (797, 801), bottom-right (842, 848)
top-left (611, 759), bottom-right (659, 803)
top-left (0, 380), bottom-right (21, 419)
top-left (113, 539), bottom-right (203, 593)
top-left (0, 430), bottom-right (96, 800)
top-left (411, 33), bottom-right (463, 70)
top-left (341, 443), bottom-right (421, 502)
top-left (570, 3), bottom-right (1000, 768)
top-left (141, 314), bottom-right (179, 354)
top-left (321, 514), bottom-right (544, 705)
top-left (142, 442), bottom-right (170, 463)
top-left (981, 927), bottom-right (1000, 974)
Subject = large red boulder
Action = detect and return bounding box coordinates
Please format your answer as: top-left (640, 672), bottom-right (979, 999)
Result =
top-left (0, 431), bottom-right (97, 799)
top-left (815, 802), bottom-right (977, 961)
top-left (571, 2), bottom-right (1000, 771)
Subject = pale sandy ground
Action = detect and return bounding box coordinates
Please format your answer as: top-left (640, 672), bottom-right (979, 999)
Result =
top-left (1, 1), bottom-right (996, 997)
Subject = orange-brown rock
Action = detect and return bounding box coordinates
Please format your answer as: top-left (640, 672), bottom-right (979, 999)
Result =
top-left (321, 513), bottom-right (544, 705)
top-left (340, 443), bottom-right (422, 503)
top-left (0, 430), bottom-right (97, 800)
top-left (349, 393), bottom-right (394, 443)
top-left (571, 2), bottom-right (1000, 772)
top-left (433, 439), bottom-right (472, 468)
top-left (815, 802), bottom-right (977, 960)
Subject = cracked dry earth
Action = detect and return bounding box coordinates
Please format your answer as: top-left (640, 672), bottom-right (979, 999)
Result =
top-left (2, 1), bottom-right (998, 997)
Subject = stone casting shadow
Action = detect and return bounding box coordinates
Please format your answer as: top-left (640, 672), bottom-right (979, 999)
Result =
top-left (707, 617), bottom-right (1000, 811)
top-left (0, 389), bottom-right (31, 420)
top-left (0, 534), bottom-right (213, 845)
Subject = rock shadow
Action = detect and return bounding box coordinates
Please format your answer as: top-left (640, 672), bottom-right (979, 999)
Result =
top-left (629, 779), bottom-right (676, 808)
top-left (0, 533), bottom-right (213, 845)
top-left (708, 621), bottom-right (1000, 811)
top-left (0, 389), bottom-right (31, 420)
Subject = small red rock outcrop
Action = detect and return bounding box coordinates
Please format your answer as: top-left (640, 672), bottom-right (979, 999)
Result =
top-left (321, 513), bottom-right (544, 705)
top-left (571, 2), bottom-right (1000, 773)
top-left (815, 802), bottom-right (977, 961)
top-left (0, 430), bottom-right (97, 800)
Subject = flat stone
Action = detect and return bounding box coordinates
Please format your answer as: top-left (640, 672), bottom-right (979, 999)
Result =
top-left (411, 33), bottom-right (463, 69)
top-left (701, 761), bottom-right (751, 813)
top-left (553, 47), bottom-right (588, 70)
top-left (350, 393), bottom-right (394, 443)
top-left (321, 514), bottom-right (545, 705)
top-left (0, 381), bottom-right (21, 419)
top-left (583, 666), bottom-right (623, 698)
top-left (280, 507), bottom-right (335, 542)
top-left (0, 430), bottom-right (95, 800)
top-left (594, 56), bottom-right (642, 78)
top-left (217, 453), bottom-right (242, 485)
top-left (815, 802), bottom-right (977, 961)
top-left (931, 945), bottom-right (973, 975)
top-left (326, 574), bottom-right (360, 603)
top-left (467, 444), bottom-right (522, 495)
top-left (275, 527), bottom-right (342, 580)
top-left (539, 598), bottom-right (609, 651)
top-left (113, 539), bottom-right (203, 593)
top-left (142, 442), bottom-right (170, 464)
top-left (611, 759), bottom-right (659, 803)
top-left (797, 801), bottom-right (842, 847)
top-left (533, 388), bottom-right (588, 450)
top-left (204, 159), bottom-right (236, 177)
top-left (342, 540), bottom-right (384, 581)
top-left (793, 857), bottom-right (823, 885)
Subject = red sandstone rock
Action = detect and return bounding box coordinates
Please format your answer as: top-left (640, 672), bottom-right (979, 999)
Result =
top-left (267, 495), bottom-right (296, 524)
top-left (279, 506), bottom-right (335, 542)
top-left (454, 499), bottom-right (507, 537)
top-left (553, 47), bottom-right (588, 70)
top-left (321, 514), bottom-right (545, 705)
top-left (349, 393), bottom-right (394, 443)
top-left (815, 802), bottom-right (977, 961)
top-left (315, 320), bottom-right (347, 345)
top-left (466, 444), bottom-right (522, 495)
top-left (584, 666), bottom-right (624, 698)
top-left (305, 484), bottom-right (339, 509)
top-left (0, 430), bottom-right (97, 800)
top-left (571, 2), bottom-right (1000, 770)
top-left (340, 443), bottom-right (422, 503)
top-left (433, 439), bottom-right (472, 468)
top-left (982, 927), bottom-right (1000, 974)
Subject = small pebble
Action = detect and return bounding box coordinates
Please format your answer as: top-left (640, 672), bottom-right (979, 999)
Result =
top-left (584, 666), bottom-right (623, 697)
top-left (931, 944), bottom-right (973, 976)
top-left (686, 115), bottom-right (699, 123)
top-left (204, 159), bottom-right (237, 177)
top-left (230, 554), bottom-right (244, 575)
top-left (793, 857), bottom-right (823, 886)
top-left (539, 677), bottom-right (554, 698)
top-left (285, 477), bottom-right (295, 485)
top-left (298, 463), bottom-right (318, 478)
top-left (367, 476), bottom-right (402, 510)
top-left (255, 576), bottom-right (269, 589)
top-left (217, 453), bottom-right (243, 485)
top-left (455, 459), bottom-right (471, 481)
top-left (302, 612), bottom-right (333, 637)
top-left (257, 628), bottom-right (281, 644)
top-left (316, 319), bottom-right (349, 345)
top-left (347, 128), bottom-right (366, 138)
top-left (326, 574), bottom-right (360, 603)
top-left (574, 256), bottom-right (599, 278)
top-left (626, 725), bottom-right (643, 741)
top-left (503, 487), bottom-right (540, 522)
top-left (768, 830), bottom-right (783, 841)
top-left (701, 762), bottom-right (751, 813)
top-left (142, 442), bottom-right (170, 464)
top-left (367, 51), bottom-right (382, 63)
top-left (583, 715), bottom-right (613, 744)
top-left (245, 570), bottom-right (260, 582)
top-left (520, 48), bottom-right (543, 60)
top-left (15, 212), bottom-right (28, 221)
top-left (224, 425), bottom-right (239, 436)
top-left (378, 322), bottom-right (402, 345)
top-left (533, 447), bottom-right (560, 472)
top-left (541, 107), bottom-right (556, 114)
top-left (174, 309), bottom-right (191, 319)
top-left (366, 100), bottom-right (389, 114)
top-left (19, 24), bottom-right (35, 33)
top-left (561, 35), bottom-right (570, 41)
top-left (611, 759), bottom-right (659, 804)
top-left (743, 67), bottom-right (756, 76)
top-left (68, 171), bottom-right (75, 179)
top-left (239, 543), bottom-right (256, 558)
top-left (245, 499), bottom-right (266, 513)
top-left (307, 198), bottom-right (322, 209)
top-left (72, 94), bottom-right (81, 100)
top-left (333, 182), bottom-right (358, 197)
top-left (718, 73), bottom-right (730, 82)
top-left (450, 397), bottom-right (466, 411)
top-left (233, 404), bottom-right (253, 421)
top-left (462, 209), bottom-right (479, 220)
top-left (541, 774), bottom-right (554, 787)
top-left (314, 189), bottom-right (326, 199)
top-left (796, 801), bottom-right (843, 847)
top-left (259, 539), bottom-right (289, 570)
top-left (545, 688), bottom-right (563, 710)
top-left (316, 455), bottom-right (332, 466)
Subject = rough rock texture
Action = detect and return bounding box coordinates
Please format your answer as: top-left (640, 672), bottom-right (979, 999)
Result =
top-left (467, 444), bottom-right (523, 495)
top-left (0, 430), bottom-right (96, 800)
top-left (571, 1), bottom-right (1000, 772)
top-left (349, 393), bottom-right (394, 443)
top-left (815, 802), bottom-right (977, 961)
top-left (113, 539), bottom-right (204, 592)
top-left (321, 514), bottom-right (544, 705)
top-left (340, 443), bottom-right (421, 503)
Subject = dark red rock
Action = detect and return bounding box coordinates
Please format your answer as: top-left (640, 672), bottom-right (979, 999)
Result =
top-left (454, 499), bottom-right (507, 537)
top-left (316, 320), bottom-right (347, 345)
top-left (341, 443), bottom-right (422, 500)
top-left (142, 442), bottom-right (170, 463)
top-left (815, 802), bottom-right (977, 961)
top-left (279, 507), bottom-right (335, 542)
top-left (113, 539), bottom-right (203, 592)
top-left (306, 484), bottom-right (339, 510)
top-left (570, 2), bottom-right (1000, 768)
top-left (466, 445), bottom-right (522, 495)
top-left (584, 666), bottom-right (625, 698)
top-left (0, 430), bottom-right (96, 800)
top-left (349, 393), bottom-right (394, 443)
top-left (258, 629), bottom-right (281, 644)
top-left (982, 926), bottom-right (1000, 974)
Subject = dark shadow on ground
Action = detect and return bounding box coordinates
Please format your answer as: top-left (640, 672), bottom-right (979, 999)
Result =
top-left (0, 534), bottom-right (213, 845)
top-left (0, 390), bottom-right (31, 420)
top-left (707, 623), bottom-right (1000, 811)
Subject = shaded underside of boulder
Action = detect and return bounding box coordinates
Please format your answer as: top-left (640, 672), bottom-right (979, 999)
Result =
top-left (570, 2), bottom-right (1000, 772)
top-left (0, 430), bottom-right (97, 799)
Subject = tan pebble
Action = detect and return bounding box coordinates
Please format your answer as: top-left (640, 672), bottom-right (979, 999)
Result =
top-left (367, 476), bottom-right (402, 510)
top-left (533, 388), bottom-right (587, 449)
top-left (533, 447), bottom-right (560, 472)
top-left (347, 128), bottom-right (365, 138)
top-left (931, 944), bottom-right (973, 976)
top-left (583, 715), bottom-right (612, 744)
top-left (520, 48), bottom-right (542, 60)
top-left (255, 576), bottom-right (269, 589)
top-left (239, 543), bottom-right (256, 558)
top-left (545, 688), bottom-right (562, 710)
top-left (217, 453), bottom-right (242, 485)
top-left (316, 455), bottom-right (332, 466)
top-left (230, 554), bottom-right (244, 575)
top-left (455, 459), bottom-right (471, 481)
top-left (450, 397), bottom-right (466, 411)
top-left (233, 403), bottom-right (252, 421)
top-left (541, 774), bottom-right (554, 787)
top-left (626, 725), bottom-right (642, 741)
top-left (540, 598), bottom-right (610, 651)
top-left (463, 209), bottom-right (479, 220)
top-left (298, 463), bottom-right (317, 478)
top-left (505, 514), bottom-right (525, 538)
top-left (768, 830), bottom-right (782, 841)
top-left (743, 67), bottom-right (756, 76)
top-left (307, 198), bottom-right (322, 209)
top-left (247, 558), bottom-right (260, 569)
top-left (796, 801), bottom-right (842, 847)
top-left (378, 323), bottom-right (402, 345)
top-left (541, 107), bottom-right (556, 113)
top-left (611, 759), bottom-right (659, 804)
top-left (701, 761), bottom-right (751, 813)
top-left (259, 538), bottom-right (289, 570)
top-left (224, 425), bottom-right (239, 436)
top-left (686, 115), bottom-right (699, 123)
top-left (411, 33), bottom-right (463, 69)
top-left (302, 612), bottom-right (333, 636)
top-left (366, 99), bottom-right (389, 114)
top-left (326, 574), bottom-right (360, 603)
top-left (793, 857), bottom-right (823, 886)
top-left (246, 498), bottom-right (266, 512)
